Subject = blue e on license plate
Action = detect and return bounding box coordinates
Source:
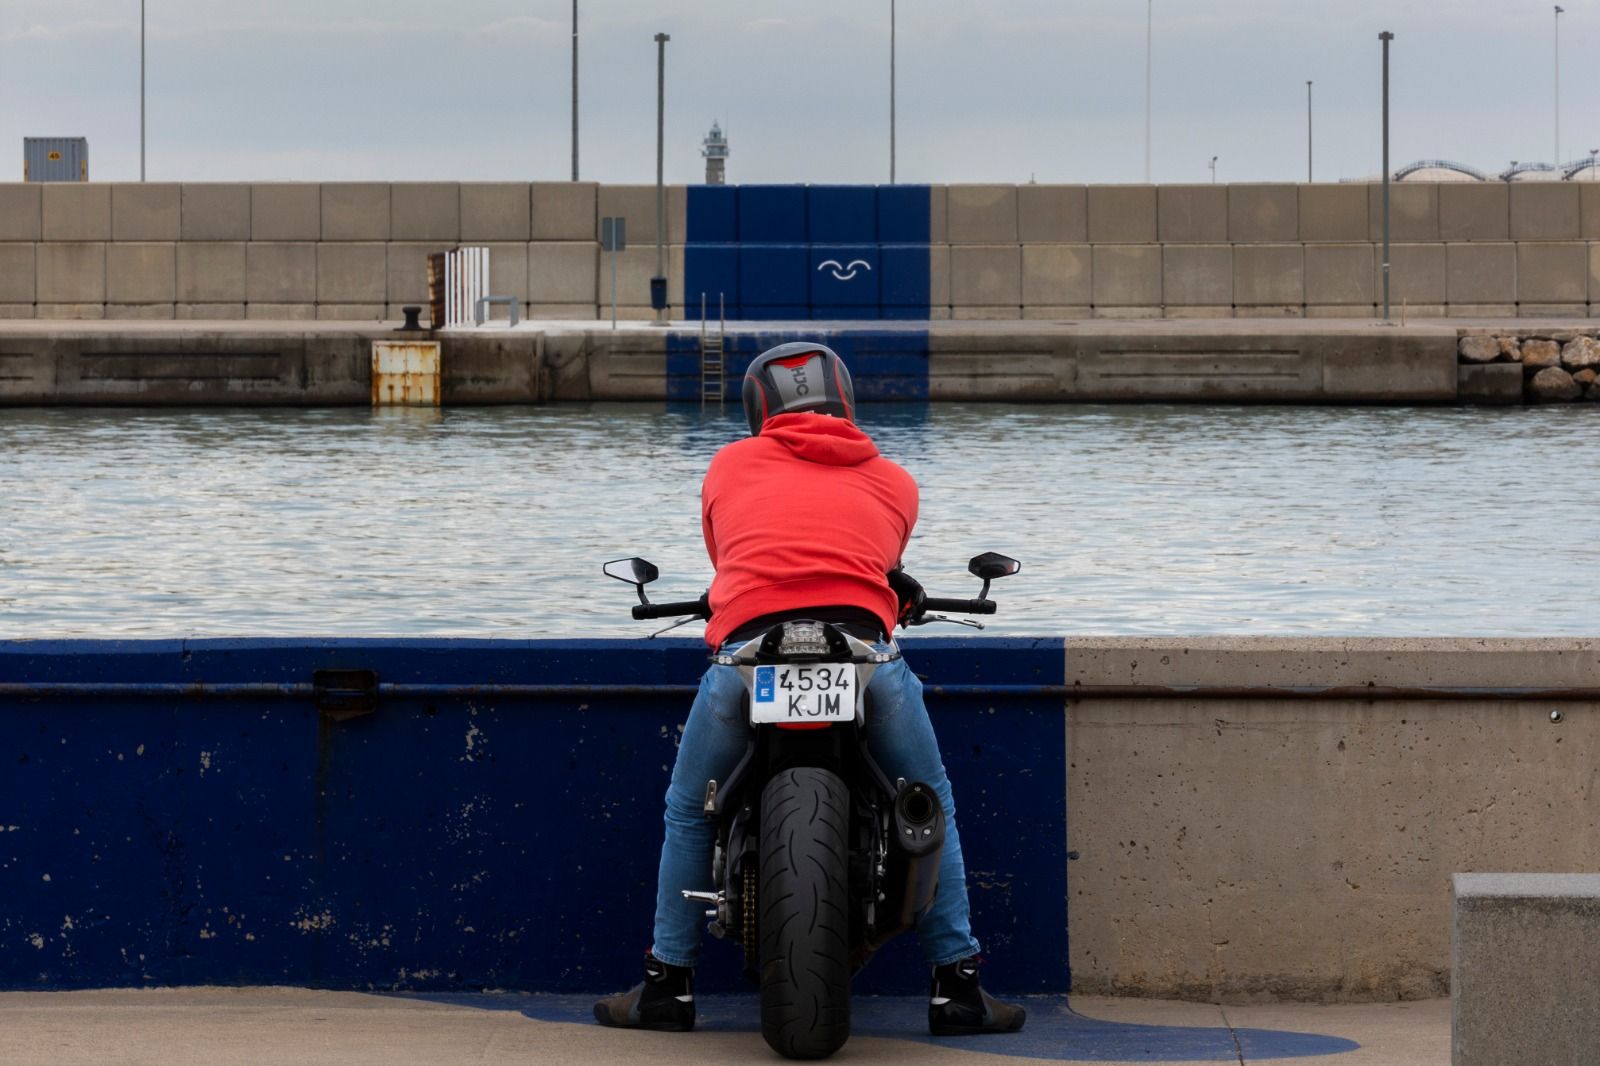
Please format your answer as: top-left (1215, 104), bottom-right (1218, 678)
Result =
top-left (749, 664), bottom-right (859, 724)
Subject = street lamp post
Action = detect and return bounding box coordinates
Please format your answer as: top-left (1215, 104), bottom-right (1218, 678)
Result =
top-left (140, 0), bottom-right (146, 181)
top-left (1306, 80), bottom-right (1313, 182)
top-left (1144, 0), bottom-right (1152, 182)
top-left (889, 0), bottom-right (896, 183)
top-left (571, 0), bottom-right (579, 181)
top-left (1209, 155), bottom-right (1217, 184)
top-left (1591, 148), bottom-right (1598, 180)
top-left (1554, 5), bottom-right (1564, 165)
top-left (1380, 31), bottom-right (1393, 323)
top-left (652, 32), bottom-right (670, 325)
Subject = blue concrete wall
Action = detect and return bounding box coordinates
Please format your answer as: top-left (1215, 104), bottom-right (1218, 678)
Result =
top-left (685, 185), bottom-right (931, 321)
top-left (0, 638), bottom-right (1065, 994)
top-left (666, 329), bottom-right (931, 402)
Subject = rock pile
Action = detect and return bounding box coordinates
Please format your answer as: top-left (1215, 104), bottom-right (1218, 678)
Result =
top-left (1457, 332), bottom-right (1600, 403)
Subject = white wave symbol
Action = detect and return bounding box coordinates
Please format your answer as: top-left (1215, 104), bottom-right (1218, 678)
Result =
top-left (816, 259), bottom-right (873, 282)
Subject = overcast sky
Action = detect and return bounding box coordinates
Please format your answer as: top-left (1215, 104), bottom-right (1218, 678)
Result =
top-left (1, 1), bottom-right (1596, 185)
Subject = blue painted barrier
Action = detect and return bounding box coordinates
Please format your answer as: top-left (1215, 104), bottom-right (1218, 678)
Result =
top-left (665, 330), bottom-right (931, 402)
top-left (0, 637), bottom-right (1065, 994)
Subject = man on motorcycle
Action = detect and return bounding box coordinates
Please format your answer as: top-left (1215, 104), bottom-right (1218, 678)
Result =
top-left (594, 342), bottom-right (1026, 1037)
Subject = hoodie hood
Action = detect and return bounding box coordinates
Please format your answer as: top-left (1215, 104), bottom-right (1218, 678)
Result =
top-left (759, 412), bottom-right (879, 466)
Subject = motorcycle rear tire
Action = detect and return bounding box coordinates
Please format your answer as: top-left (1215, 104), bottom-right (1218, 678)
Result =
top-left (758, 766), bottom-right (852, 1060)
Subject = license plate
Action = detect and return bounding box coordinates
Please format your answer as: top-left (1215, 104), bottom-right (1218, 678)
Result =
top-left (748, 663), bottom-right (860, 724)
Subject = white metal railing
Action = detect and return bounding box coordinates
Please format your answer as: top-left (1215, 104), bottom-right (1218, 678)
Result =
top-left (443, 247), bottom-right (490, 328)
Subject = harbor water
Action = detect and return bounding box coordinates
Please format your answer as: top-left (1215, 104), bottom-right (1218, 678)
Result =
top-left (2, 403), bottom-right (1597, 638)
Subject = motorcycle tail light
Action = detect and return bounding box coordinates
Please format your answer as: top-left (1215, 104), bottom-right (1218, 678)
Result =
top-left (775, 722), bottom-right (832, 731)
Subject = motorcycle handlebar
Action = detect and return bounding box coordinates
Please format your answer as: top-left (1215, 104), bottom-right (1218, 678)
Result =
top-left (632, 600), bottom-right (709, 621)
top-left (920, 597), bottom-right (997, 616)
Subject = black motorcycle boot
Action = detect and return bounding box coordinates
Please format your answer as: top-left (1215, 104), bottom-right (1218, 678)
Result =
top-left (592, 952), bottom-right (696, 1032)
top-left (928, 956), bottom-right (1027, 1035)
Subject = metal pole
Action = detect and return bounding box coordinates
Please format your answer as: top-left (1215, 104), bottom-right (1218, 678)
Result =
top-left (654, 32), bottom-right (669, 324)
top-left (1306, 80), bottom-right (1313, 182)
top-left (1554, 6), bottom-right (1563, 165)
top-left (1380, 31), bottom-right (1393, 323)
top-left (611, 251), bottom-right (617, 330)
top-left (571, 0), bottom-right (579, 181)
top-left (1144, 0), bottom-right (1152, 182)
top-left (140, 0), bottom-right (146, 181)
top-left (890, 0), bottom-right (896, 183)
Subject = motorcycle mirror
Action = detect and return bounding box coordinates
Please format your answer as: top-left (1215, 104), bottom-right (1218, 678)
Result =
top-left (603, 557), bottom-right (660, 586)
top-left (968, 552), bottom-right (1022, 581)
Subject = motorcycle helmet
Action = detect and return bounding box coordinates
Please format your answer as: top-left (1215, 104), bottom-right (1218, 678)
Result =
top-left (740, 342), bottom-right (855, 435)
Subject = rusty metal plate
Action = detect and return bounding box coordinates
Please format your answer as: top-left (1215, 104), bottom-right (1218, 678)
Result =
top-left (371, 341), bottom-right (441, 407)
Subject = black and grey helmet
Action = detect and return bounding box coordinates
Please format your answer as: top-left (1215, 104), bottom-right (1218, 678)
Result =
top-left (740, 342), bottom-right (856, 435)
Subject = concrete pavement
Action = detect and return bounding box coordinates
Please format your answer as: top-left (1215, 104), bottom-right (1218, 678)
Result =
top-left (0, 988), bottom-right (1448, 1065)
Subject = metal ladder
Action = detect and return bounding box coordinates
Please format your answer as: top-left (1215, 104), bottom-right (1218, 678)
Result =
top-left (699, 293), bottom-right (727, 407)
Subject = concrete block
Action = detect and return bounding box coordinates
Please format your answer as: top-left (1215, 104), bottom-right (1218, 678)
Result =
top-left (385, 242), bottom-right (455, 304)
top-left (390, 183), bottom-right (460, 241)
top-left (315, 304), bottom-right (385, 321)
top-left (1163, 306), bottom-right (1233, 319)
top-left (529, 242), bottom-right (599, 304)
top-left (1322, 333), bottom-right (1458, 396)
top-left (526, 303), bottom-right (599, 321)
top-left (929, 244), bottom-right (950, 307)
top-left (927, 185), bottom-right (948, 243)
top-left (1453, 874), bottom-right (1600, 1065)
top-left (1518, 303), bottom-right (1587, 317)
top-left (1228, 185), bottom-right (1298, 242)
top-left (111, 184), bottom-right (180, 240)
top-left (1439, 184), bottom-right (1508, 241)
top-left (1299, 184), bottom-right (1367, 242)
top-left (1446, 243), bottom-right (1516, 305)
top-left (1022, 305), bottom-right (1091, 320)
top-left (42, 184), bottom-right (111, 241)
top-left (320, 183), bottom-right (390, 241)
top-left (607, 245), bottom-right (685, 308)
top-left (947, 185), bottom-right (1018, 243)
top-left (106, 303), bottom-right (175, 320)
top-left (1592, 243), bottom-right (1600, 303)
top-left (949, 244), bottom-right (1022, 305)
top-left (1367, 182), bottom-right (1438, 241)
top-left (951, 306), bottom-right (1021, 320)
top-left (1376, 243), bottom-right (1447, 306)
top-left (1017, 185), bottom-right (1087, 243)
top-left (245, 302), bottom-right (317, 321)
top-left (485, 243), bottom-right (529, 302)
top-left (1516, 242), bottom-right (1588, 303)
top-left (1233, 244), bottom-right (1304, 306)
top-left (1091, 305), bottom-right (1162, 319)
top-left (36, 303), bottom-right (105, 320)
top-left (36, 242), bottom-right (105, 302)
top-left (461, 183), bottom-right (531, 241)
top-left (1449, 303), bottom-right (1518, 318)
top-left (250, 184), bottom-right (320, 240)
top-left (314, 243), bottom-right (386, 302)
top-left (245, 242), bottom-right (317, 303)
top-left (1021, 244), bottom-right (1091, 306)
top-left (0, 303), bottom-right (34, 319)
top-left (176, 303), bottom-right (245, 320)
top-left (1087, 186), bottom-right (1157, 243)
top-left (180, 184), bottom-right (251, 240)
top-left (1510, 183), bottom-right (1581, 240)
top-left (595, 184), bottom-right (687, 244)
top-left (1161, 244), bottom-right (1232, 306)
top-left (1157, 185), bottom-right (1227, 243)
top-left (1304, 243), bottom-right (1374, 305)
top-left (105, 243), bottom-right (176, 303)
top-left (1582, 183), bottom-right (1600, 239)
top-left (176, 243), bottom-right (246, 302)
top-left (532, 182), bottom-right (598, 241)
top-left (1457, 363), bottom-right (1524, 404)
top-left (0, 184), bottom-right (42, 240)
top-left (1305, 305), bottom-right (1375, 319)
top-left (1091, 245), bottom-right (1161, 306)
top-left (0, 243), bottom-right (35, 301)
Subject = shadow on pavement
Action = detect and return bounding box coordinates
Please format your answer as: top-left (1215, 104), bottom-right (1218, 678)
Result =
top-left (385, 992), bottom-right (1360, 1062)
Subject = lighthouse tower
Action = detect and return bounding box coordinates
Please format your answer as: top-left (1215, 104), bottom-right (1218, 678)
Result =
top-left (702, 121), bottom-right (729, 185)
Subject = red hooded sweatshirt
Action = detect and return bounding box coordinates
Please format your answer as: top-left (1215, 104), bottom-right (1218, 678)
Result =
top-left (701, 412), bottom-right (918, 647)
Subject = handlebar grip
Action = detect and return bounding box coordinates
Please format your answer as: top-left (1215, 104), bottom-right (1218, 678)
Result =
top-left (633, 600), bottom-right (709, 621)
top-left (921, 597), bottom-right (997, 615)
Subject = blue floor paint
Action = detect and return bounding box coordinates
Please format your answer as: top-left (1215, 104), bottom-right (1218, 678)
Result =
top-left (391, 992), bottom-right (1361, 1062)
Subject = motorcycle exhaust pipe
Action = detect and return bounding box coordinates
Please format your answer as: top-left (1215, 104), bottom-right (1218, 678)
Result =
top-left (864, 781), bottom-right (946, 952)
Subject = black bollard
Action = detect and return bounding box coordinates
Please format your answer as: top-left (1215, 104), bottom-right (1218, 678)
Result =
top-left (395, 306), bottom-right (424, 332)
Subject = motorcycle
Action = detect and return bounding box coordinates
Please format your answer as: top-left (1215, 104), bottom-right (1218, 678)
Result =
top-left (602, 552), bottom-right (1022, 1060)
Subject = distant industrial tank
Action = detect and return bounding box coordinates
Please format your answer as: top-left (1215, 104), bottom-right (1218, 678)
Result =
top-left (23, 137), bottom-right (88, 182)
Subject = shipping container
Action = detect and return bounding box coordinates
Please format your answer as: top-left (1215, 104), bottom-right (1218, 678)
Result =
top-left (24, 137), bottom-right (88, 182)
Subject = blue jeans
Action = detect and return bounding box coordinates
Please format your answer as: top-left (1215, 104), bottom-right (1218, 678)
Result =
top-left (651, 646), bottom-right (982, 969)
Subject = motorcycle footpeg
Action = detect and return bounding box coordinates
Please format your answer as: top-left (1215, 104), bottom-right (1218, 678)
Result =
top-left (681, 889), bottom-right (723, 905)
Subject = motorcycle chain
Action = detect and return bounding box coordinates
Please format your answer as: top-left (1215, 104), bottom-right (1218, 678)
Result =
top-left (741, 864), bottom-right (757, 963)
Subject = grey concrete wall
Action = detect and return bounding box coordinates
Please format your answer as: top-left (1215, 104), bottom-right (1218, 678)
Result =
top-left (0, 182), bottom-right (1597, 322)
top-left (1065, 637), bottom-right (1600, 1003)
